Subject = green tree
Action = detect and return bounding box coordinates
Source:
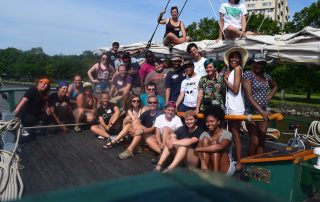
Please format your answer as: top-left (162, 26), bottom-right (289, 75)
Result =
top-left (246, 13), bottom-right (281, 35)
top-left (285, 1), bottom-right (320, 33)
top-left (186, 17), bottom-right (219, 41)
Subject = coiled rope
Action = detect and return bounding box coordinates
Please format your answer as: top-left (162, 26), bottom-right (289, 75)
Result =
top-left (303, 121), bottom-right (320, 146)
top-left (0, 118), bottom-right (23, 201)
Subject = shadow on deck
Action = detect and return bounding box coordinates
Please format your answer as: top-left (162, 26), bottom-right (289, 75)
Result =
top-left (19, 130), bottom-right (155, 196)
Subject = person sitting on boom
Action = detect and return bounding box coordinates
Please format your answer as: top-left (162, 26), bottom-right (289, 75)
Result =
top-left (158, 6), bottom-right (190, 48)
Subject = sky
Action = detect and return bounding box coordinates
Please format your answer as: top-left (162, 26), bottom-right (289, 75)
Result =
top-left (0, 0), bottom-right (317, 55)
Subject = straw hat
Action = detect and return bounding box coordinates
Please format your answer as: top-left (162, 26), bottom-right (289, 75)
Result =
top-left (83, 82), bottom-right (92, 89)
top-left (224, 46), bottom-right (248, 68)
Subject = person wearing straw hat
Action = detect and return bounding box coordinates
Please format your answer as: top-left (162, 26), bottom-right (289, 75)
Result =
top-left (242, 52), bottom-right (278, 156)
top-left (223, 46), bottom-right (248, 171)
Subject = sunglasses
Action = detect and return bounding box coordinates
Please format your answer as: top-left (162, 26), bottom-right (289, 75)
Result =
top-left (148, 88), bottom-right (155, 91)
top-left (132, 100), bottom-right (140, 103)
top-left (148, 101), bottom-right (158, 105)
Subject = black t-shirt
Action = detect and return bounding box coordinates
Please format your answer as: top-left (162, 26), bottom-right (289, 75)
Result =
top-left (97, 102), bottom-right (117, 123)
top-left (139, 110), bottom-right (163, 128)
top-left (48, 93), bottom-right (70, 114)
top-left (18, 86), bottom-right (46, 117)
top-left (175, 125), bottom-right (207, 148)
top-left (107, 51), bottom-right (119, 69)
top-left (165, 68), bottom-right (185, 102)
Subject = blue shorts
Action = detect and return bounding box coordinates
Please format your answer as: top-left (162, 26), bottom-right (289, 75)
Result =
top-left (95, 81), bottom-right (110, 92)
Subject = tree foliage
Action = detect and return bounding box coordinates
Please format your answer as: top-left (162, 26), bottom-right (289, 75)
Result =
top-left (186, 17), bottom-right (219, 41)
top-left (0, 48), bottom-right (98, 82)
top-left (284, 0), bottom-right (320, 33)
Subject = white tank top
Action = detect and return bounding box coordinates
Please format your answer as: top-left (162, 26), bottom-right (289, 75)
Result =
top-left (225, 68), bottom-right (245, 114)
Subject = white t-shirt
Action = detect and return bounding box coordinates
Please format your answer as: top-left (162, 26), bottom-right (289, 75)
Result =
top-left (225, 68), bottom-right (245, 115)
top-left (193, 57), bottom-right (207, 77)
top-left (180, 75), bottom-right (201, 107)
top-left (220, 3), bottom-right (247, 30)
top-left (154, 114), bottom-right (183, 134)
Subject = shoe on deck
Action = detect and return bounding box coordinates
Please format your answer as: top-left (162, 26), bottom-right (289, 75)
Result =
top-left (74, 126), bottom-right (81, 132)
top-left (118, 149), bottom-right (134, 160)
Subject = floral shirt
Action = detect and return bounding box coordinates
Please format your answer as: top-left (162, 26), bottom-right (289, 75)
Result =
top-left (198, 75), bottom-right (225, 110)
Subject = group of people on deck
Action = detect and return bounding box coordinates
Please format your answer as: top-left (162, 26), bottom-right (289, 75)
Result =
top-left (14, 41), bottom-right (277, 175)
top-left (13, 0), bottom-right (277, 176)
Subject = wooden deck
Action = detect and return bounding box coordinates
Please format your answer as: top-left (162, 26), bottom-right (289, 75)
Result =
top-left (18, 128), bottom-right (286, 197)
top-left (19, 130), bottom-right (155, 196)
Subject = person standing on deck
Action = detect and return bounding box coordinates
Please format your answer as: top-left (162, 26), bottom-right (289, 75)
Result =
top-left (165, 55), bottom-right (185, 104)
top-left (138, 50), bottom-right (155, 91)
top-left (187, 43), bottom-right (207, 77)
top-left (67, 74), bottom-right (83, 108)
top-left (196, 59), bottom-right (225, 114)
top-left (14, 77), bottom-right (51, 128)
top-left (242, 53), bottom-right (278, 156)
top-left (121, 52), bottom-right (141, 95)
top-left (88, 53), bottom-right (114, 92)
top-left (118, 95), bottom-right (163, 160)
top-left (144, 58), bottom-right (170, 98)
top-left (107, 41), bottom-right (120, 70)
top-left (158, 6), bottom-right (190, 48)
top-left (176, 61), bottom-right (201, 112)
top-left (223, 46), bottom-right (248, 171)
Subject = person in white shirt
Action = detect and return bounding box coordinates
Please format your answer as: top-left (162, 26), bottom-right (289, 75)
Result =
top-left (223, 46), bottom-right (248, 171)
top-left (216, 0), bottom-right (254, 41)
top-left (150, 102), bottom-right (183, 154)
top-left (187, 43), bottom-right (207, 77)
top-left (176, 61), bottom-right (201, 112)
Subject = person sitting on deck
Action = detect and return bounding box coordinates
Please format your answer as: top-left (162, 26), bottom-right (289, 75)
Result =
top-left (144, 58), bottom-right (170, 98)
top-left (158, 6), bottom-right (190, 48)
top-left (73, 82), bottom-right (97, 132)
top-left (154, 110), bottom-right (208, 172)
top-left (187, 43), bottom-right (207, 77)
top-left (48, 81), bottom-right (73, 132)
top-left (67, 74), bottom-right (83, 108)
top-left (140, 82), bottom-right (165, 110)
top-left (150, 102), bottom-right (183, 155)
top-left (90, 91), bottom-right (121, 142)
top-left (118, 95), bottom-right (163, 160)
top-left (102, 95), bottom-right (146, 149)
top-left (175, 61), bottom-right (201, 112)
top-left (14, 76), bottom-right (52, 135)
top-left (195, 105), bottom-right (236, 176)
top-left (165, 55), bottom-right (185, 104)
top-left (216, 0), bottom-right (255, 42)
top-left (87, 53), bottom-right (114, 92)
top-left (109, 64), bottom-right (132, 109)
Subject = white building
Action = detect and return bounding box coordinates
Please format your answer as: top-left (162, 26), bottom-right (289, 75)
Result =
top-left (244, 0), bottom-right (290, 27)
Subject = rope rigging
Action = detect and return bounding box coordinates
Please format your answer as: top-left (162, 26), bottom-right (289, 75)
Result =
top-left (0, 118), bottom-right (23, 201)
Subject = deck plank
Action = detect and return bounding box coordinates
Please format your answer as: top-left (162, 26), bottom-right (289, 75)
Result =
top-left (19, 131), bottom-right (154, 196)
